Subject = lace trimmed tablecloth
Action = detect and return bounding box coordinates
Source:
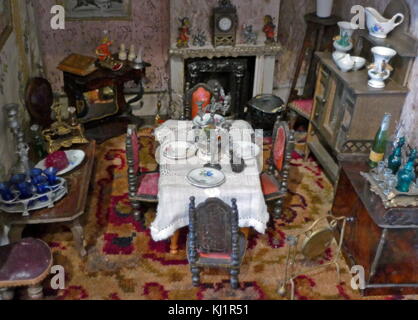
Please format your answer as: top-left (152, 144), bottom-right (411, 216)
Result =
top-left (150, 120), bottom-right (269, 241)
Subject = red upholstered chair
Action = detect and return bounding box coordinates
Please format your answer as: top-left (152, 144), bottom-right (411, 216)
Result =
top-left (181, 83), bottom-right (214, 120)
top-left (126, 124), bottom-right (160, 222)
top-left (187, 197), bottom-right (247, 289)
top-left (260, 119), bottom-right (295, 219)
top-left (0, 238), bottom-right (52, 300)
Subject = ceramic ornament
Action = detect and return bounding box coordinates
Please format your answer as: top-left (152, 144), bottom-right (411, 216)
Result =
top-left (118, 43), bottom-right (127, 61)
top-left (128, 44), bottom-right (136, 62)
top-left (365, 7), bottom-right (404, 39)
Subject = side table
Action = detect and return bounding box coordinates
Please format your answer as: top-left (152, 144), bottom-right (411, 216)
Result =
top-left (331, 159), bottom-right (418, 296)
top-left (0, 141), bottom-right (96, 257)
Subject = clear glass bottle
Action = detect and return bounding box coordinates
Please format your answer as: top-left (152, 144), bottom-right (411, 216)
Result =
top-left (368, 113), bottom-right (391, 169)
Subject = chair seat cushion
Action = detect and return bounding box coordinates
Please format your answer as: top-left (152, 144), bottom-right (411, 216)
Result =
top-left (136, 172), bottom-right (160, 200)
top-left (260, 173), bottom-right (282, 200)
top-left (0, 238), bottom-right (52, 287)
top-left (288, 99), bottom-right (313, 119)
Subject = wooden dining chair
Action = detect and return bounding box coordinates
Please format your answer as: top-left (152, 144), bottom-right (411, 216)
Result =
top-left (260, 119), bottom-right (295, 219)
top-left (187, 197), bottom-right (247, 289)
top-left (126, 124), bottom-right (160, 222)
top-left (181, 83), bottom-right (214, 120)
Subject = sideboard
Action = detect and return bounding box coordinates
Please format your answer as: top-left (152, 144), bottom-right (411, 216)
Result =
top-left (305, 52), bottom-right (408, 183)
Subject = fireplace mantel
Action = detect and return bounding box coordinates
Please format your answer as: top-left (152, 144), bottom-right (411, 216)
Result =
top-left (169, 43), bottom-right (282, 59)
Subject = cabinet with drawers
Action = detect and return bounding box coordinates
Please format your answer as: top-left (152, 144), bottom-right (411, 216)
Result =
top-left (306, 52), bottom-right (409, 183)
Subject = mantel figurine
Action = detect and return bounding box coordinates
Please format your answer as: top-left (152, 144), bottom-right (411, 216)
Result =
top-left (242, 24), bottom-right (257, 45)
top-left (96, 31), bottom-right (113, 61)
top-left (263, 15), bottom-right (276, 45)
top-left (177, 17), bottom-right (191, 48)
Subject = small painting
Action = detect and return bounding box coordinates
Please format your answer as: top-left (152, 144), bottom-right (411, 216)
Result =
top-left (0, 0), bottom-right (13, 50)
top-left (64, 0), bottom-right (132, 20)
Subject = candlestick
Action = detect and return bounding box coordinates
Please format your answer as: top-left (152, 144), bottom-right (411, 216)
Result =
top-left (128, 44), bottom-right (136, 61)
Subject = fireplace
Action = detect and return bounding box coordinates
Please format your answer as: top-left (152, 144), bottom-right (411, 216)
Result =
top-left (185, 57), bottom-right (255, 119)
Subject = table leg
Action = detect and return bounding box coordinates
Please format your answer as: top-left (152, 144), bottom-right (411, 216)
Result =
top-left (8, 225), bottom-right (25, 244)
top-left (241, 227), bottom-right (251, 240)
top-left (170, 230), bottom-right (181, 254)
top-left (27, 284), bottom-right (43, 300)
top-left (69, 218), bottom-right (87, 257)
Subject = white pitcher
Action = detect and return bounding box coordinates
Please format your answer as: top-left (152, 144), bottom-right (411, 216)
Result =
top-left (365, 7), bottom-right (404, 39)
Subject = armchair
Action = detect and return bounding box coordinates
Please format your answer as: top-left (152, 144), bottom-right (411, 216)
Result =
top-left (260, 119), bottom-right (295, 219)
top-left (126, 124), bottom-right (160, 222)
top-left (187, 197), bottom-right (247, 289)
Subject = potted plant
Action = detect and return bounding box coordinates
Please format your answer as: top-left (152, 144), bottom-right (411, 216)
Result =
top-left (316, 0), bottom-right (334, 18)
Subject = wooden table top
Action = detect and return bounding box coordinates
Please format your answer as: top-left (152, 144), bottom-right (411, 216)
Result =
top-left (339, 159), bottom-right (418, 228)
top-left (0, 141), bottom-right (96, 226)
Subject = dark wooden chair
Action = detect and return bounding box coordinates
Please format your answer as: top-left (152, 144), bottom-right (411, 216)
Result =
top-left (181, 83), bottom-right (215, 120)
top-left (187, 197), bottom-right (247, 289)
top-left (0, 238), bottom-right (52, 300)
top-left (260, 119), bottom-right (295, 219)
top-left (25, 77), bottom-right (55, 129)
top-left (126, 124), bottom-right (160, 222)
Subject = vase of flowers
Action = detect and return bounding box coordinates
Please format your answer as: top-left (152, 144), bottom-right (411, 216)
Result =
top-left (316, 0), bottom-right (334, 18)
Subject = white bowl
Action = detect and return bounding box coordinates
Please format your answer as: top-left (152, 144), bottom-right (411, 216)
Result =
top-left (332, 51), bottom-right (346, 63)
top-left (334, 54), bottom-right (354, 72)
top-left (351, 56), bottom-right (366, 71)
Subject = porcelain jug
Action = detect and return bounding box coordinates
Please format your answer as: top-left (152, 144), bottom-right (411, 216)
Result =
top-left (365, 7), bottom-right (404, 39)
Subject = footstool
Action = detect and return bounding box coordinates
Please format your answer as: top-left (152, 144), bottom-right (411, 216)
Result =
top-left (0, 238), bottom-right (52, 300)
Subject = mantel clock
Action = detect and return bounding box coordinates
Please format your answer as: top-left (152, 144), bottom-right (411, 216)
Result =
top-left (213, 0), bottom-right (238, 47)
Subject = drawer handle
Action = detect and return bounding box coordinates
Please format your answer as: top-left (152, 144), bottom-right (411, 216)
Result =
top-left (346, 217), bottom-right (356, 223)
top-left (316, 96), bottom-right (327, 104)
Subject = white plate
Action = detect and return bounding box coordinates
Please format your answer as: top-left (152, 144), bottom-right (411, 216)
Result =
top-left (35, 150), bottom-right (86, 176)
top-left (186, 168), bottom-right (226, 188)
top-left (233, 141), bottom-right (261, 160)
top-left (162, 140), bottom-right (196, 160)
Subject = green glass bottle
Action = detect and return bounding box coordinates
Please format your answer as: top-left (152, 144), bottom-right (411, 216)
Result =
top-left (396, 149), bottom-right (417, 193)
top-left (368, 113), bottom-right (391, 168)
top-left (388, 137), bottom-right (406, 174)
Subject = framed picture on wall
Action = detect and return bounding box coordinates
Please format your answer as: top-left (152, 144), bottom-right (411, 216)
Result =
top-left (63, 0), bottom-right (132, 20)
top-left (0, 0), bottom-right (13, 50)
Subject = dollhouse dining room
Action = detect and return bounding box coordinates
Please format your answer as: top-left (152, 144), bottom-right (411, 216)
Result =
top-left (0, 0), bottom-right (418, 303)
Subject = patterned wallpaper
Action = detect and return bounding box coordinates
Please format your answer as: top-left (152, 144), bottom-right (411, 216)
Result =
top-left (170, 0), bottom-right (281, 47)
top-left (34, 0), bottom-right (170, 92)
top-left (0, 0), bottom-right (44, 173)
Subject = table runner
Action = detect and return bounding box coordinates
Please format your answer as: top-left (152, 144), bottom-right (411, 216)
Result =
top-left (150, 120), bottom-right (269, 241)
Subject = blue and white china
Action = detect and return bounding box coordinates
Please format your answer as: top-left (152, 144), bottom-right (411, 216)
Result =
top-left (186, 168), bottom-right (226, 188)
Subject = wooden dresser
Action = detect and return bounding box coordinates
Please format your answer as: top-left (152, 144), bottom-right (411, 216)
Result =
top-left (332, 160), bottom-right (418, 296)
top-left (306, 52), bottom-right (408, 183)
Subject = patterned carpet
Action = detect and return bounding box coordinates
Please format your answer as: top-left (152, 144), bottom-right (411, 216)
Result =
top-left (29, 128), bottom-right (416, 300)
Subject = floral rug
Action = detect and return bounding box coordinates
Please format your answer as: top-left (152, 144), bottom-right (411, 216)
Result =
top-left (31, 128), bottom-right (417, 300)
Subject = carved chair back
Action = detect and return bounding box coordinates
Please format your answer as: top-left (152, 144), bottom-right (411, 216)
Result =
top-left (188, 197), bottom-right (240, 262)
top-left (270, 120), bottom-right (294, 175)
top-left (183, 83), bottom-right (214, 120)
top-left (25, 77), bottom-right (54, 129)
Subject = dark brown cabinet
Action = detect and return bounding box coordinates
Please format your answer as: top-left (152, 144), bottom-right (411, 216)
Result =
top-left (332, 160), bottom-right (418, 296)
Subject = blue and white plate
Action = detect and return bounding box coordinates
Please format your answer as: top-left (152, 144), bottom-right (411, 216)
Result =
top-left (186, 168), bottom-right (225, 188)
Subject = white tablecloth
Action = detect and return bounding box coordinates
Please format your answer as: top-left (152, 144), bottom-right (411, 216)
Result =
top-left (150, 120), bottom-right (269, 241)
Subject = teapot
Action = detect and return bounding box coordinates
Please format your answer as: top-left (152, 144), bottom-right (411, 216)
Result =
top-left (365, 7), bottom-right (404, 39)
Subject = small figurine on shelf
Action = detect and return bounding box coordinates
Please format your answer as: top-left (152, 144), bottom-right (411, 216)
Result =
top-left (96, 30), bottom-right (113, 61)
top-left (396, 149), bottom-right (417, 193)
top-left (263, 15), bottom-right (276, 45)
top-left (192, 28), bottom-right (207, 47)
top-left (242, 24), bottom-right (257, 45)
top-left (118, 43), bottom-right (127, 61)
top-left (177, 17), bottom-right (191, 48)
top-left (128, 44), bottom-right (136, 62)
top-left (388, 137), bottom-right (406, 174)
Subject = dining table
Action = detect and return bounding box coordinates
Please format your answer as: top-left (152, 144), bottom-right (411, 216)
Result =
top-left (151, 119), bottom-right (269, 253)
